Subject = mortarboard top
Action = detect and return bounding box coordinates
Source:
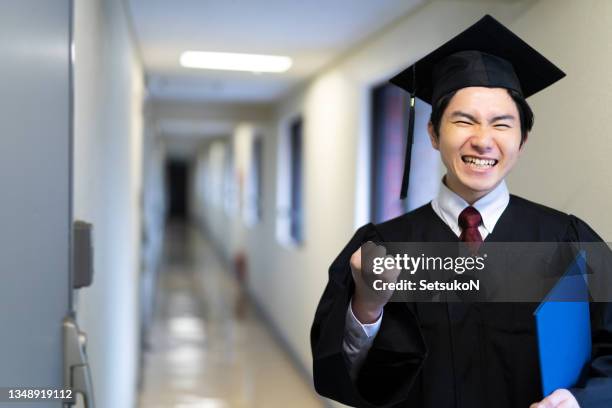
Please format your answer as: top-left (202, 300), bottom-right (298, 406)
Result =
top-left (389, 14), bottom-right (566, 199)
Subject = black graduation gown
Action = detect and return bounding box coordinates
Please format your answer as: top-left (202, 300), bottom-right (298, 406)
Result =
top-left (311, 195), bottom-right (612, 407)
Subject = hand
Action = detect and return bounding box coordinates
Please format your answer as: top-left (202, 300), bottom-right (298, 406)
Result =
top-left (530, 389), bottom-right (580, 408)
top-left (350, 241), bottom-right (401, 323)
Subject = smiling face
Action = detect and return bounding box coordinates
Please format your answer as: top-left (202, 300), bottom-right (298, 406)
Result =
top-left (428, 86), bottom-right (526, 204)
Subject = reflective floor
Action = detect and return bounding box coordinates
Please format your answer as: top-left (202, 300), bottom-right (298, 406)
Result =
top-left (138, 222), bottom-right (324, 408)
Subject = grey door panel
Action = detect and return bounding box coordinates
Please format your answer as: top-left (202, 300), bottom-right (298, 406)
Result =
top-left (0, 1), bottom-right (73, 407)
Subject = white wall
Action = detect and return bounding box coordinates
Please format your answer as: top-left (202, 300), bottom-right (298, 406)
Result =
top-left (192, 122), bottom-right (272, 264)
top-left (140, 118), bottom-right (167, 359)
top-left (72, 0), bottom-right (144, 407)
top-left (194, 137), bottom-right (235, 260)
top-left (505, 0), bottom-right (612, 240)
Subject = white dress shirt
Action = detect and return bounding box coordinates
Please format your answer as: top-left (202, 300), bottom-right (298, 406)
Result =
top-left (431, 179), bottom-right (509, 240)
top-left (343, 179), bottom-right (510, 378)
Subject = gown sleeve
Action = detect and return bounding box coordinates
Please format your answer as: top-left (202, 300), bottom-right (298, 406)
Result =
top-left (566, 216), bottom-right (612, 407)
top-left (310, 223), bottom-right (427, 407)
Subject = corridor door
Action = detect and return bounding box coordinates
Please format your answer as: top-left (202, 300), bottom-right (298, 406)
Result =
top-left (0, 1), bottom-right (74, 407)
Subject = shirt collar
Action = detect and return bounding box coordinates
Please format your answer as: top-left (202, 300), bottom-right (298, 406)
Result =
top-left (432, 178), bottom-right (510, 236)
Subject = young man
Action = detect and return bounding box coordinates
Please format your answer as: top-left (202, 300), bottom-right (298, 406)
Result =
top-left (311, 15), bottom-right (612, 408)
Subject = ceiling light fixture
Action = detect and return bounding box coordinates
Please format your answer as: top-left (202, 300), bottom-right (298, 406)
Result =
top-left (180, 51), bottom-right (292, 73)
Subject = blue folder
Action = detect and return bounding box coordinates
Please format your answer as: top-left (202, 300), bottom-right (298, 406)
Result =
top-left (534, 250), bottom-right (591, 396)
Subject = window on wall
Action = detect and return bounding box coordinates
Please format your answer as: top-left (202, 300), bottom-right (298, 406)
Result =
top-left (244, 135), bottom-right (263, 226)
top-left (369, 83), bottom-right (441, 224)
top-left (370, 83), bottom-right (409, 223)
top-left (223, 142), bottom-right (237, 216)
top-left (288, 118), bottom-right (303, 243)
top-left (207, 141), bottom-right (226, 210)
top-left (276, 115), bottom-right (304, 246)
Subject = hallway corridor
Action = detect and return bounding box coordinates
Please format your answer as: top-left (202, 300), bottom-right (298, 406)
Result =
top-left (138, 223), bottom-right (324, 408)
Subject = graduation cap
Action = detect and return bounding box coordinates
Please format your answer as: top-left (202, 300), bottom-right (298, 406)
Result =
top-left (390, 14), bottom-right (565, 199)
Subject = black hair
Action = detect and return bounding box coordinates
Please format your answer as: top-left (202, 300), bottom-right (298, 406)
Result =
top-left (429, 88), bottom-right (534, 146)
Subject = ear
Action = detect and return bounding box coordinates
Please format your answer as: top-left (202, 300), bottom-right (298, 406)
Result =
top-left (428, 122), bottom-right (440, 150)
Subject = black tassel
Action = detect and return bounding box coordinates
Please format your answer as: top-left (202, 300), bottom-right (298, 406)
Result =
top-left (400, 92), bottom-right (415, 199)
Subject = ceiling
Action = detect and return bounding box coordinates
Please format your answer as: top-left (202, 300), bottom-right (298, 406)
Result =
top-left (127, 0), bottom-right (424, 103)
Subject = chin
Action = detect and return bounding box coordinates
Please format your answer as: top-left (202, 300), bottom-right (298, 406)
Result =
top-left (458, 175), bottom-right (501, 196)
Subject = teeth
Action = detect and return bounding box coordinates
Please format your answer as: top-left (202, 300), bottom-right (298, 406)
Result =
top-left (462, 156), bottom-right (497, 167)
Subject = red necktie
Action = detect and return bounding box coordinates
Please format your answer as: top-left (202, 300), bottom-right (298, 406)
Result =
top-left (459, 206), bottom-right (483, 253)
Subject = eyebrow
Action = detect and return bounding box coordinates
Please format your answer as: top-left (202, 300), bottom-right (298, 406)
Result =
top-left (490, 114), bottom-right (516, 122)
top-left (449, 110), bottom-right (516, 123)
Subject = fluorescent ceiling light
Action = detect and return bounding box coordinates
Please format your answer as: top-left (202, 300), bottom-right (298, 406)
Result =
top-left (180, 51), bottom-right (292, 73)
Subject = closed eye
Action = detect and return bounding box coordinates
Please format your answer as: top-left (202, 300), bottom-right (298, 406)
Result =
top-left (494, 123), bottom-right (512, 129)
top-left (453, 120), bottom-right (473, 126)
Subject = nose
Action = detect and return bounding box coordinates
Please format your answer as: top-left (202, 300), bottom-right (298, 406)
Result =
top-left (469, 126), bottom-right (494, 152)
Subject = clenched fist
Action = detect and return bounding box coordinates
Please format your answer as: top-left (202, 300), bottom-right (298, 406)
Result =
top-left (350, 241), bottom-right (401, 324)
